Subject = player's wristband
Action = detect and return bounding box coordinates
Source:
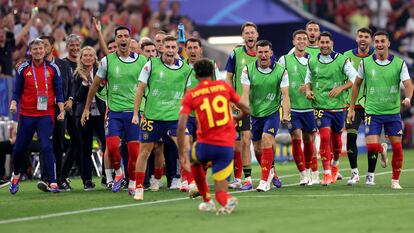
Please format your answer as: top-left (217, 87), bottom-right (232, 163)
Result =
top-left (404, 97), bottom-right (411, 103)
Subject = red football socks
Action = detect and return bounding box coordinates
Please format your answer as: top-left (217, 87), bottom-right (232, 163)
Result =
top-left (135, 172), bottom-right (145, 188)
top-left (292, 139), bottom-right (306, 172)
top-left (391, 142), bottom-right (403, 180)
top-left (106, 136), bottom-right (122, 170)
top-left (319, 128), bottom-right (331, 171)
top-left (191, 164), bottom-right (210, 202)
top-left (260, 147), bottom-right (274, 180)
top-left (154, 167), bottom-right (164, 180)
top-left (127, 142), bottom-right (140, 181)
top-left (215, 190), bottom-right (231, 207)
top-left (234, 151), bottom-right (242, 179)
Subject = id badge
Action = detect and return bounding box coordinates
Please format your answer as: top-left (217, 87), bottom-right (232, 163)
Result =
top-left (37, 91), bottom-right (48, 111)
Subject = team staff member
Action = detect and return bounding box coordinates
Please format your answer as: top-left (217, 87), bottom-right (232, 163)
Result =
top-left (9, 38), bottom-right (65, 194)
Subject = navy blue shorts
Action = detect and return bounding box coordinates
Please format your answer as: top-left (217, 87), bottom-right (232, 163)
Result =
top-left (190, 142), bottom-right (233, 181)
top-left (140, 117), bottom-right (185, 143)
top-left (289, 111), bottom-right (317, 133)
top-left (365, 114), bottom-right (403, 137)
top-left (314, 110), bottom-right (346, 133)
top-left (187, 116), bottom-right (197, 138)
top-left (107, 111), bottom-right (140, 142)
top-left (251, 111), bottom-right (280, 142)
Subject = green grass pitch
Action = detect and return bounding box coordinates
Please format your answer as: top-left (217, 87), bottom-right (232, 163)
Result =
top-left (1, 150), bottom-right (414, 233)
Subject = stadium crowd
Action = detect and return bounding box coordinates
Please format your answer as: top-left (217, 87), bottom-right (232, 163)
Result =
top-left (1, 0), bottom-right (413, 215)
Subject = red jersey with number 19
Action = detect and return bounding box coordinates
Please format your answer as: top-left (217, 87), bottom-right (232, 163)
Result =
top-left (180, 80), bottom-right (240, 147)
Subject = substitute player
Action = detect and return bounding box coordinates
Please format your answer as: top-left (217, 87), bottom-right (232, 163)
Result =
top-left (348, 31), bottom-right (413, 189)
top-left (241, 40), bottom-right (289, 191)
top-left (182, 37), bottom-right (220, 192)
top-left (305, 31), bottom-right (358, 186)
top-left (132, 36), bottom-right (193, 200)
top-left (225, 22), bottom-right (258, 190)
top-left (343, 27), bottom-right (387, 186)
top-left (177, 58), bottom-right (250, 214)
top-left (81, 26), bottom-right (147, 194)
top-left (279, 30), bottom-right (317, 185)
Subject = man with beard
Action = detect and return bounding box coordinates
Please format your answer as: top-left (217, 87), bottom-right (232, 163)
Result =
top-left (81, 26), bottom-right (147, 195)
top-left (305, 31), bottom-right (358, 186)
top-left (132, 36), bottom-right (192, 201)
top-left (342, 27), bottom-right (382, 186)
top-left (241, 40), bottom-right (290, 192)
top-left (348, 31), bottom-right (413, 189)
top-left (225, 22), bottom-right (257, 190)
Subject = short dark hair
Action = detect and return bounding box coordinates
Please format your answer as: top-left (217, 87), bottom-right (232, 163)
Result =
top-left (373, 30), bottom-right (389, 40)
top-left (319, 31), bottom-right (333, 41)
top-left (141, 41), bottom-right (156, 50)
top-left (163, 35), bottom-right (177, 44)
top-left (107, 39), bottom-right (115, 46)
top-left (155, 30), bottom-right (167, 36)
top-left (193, 58), bottom-right (213, 78)
top-left (256, 40), bottom-right (272, 50)
top-left (114, 26), bottom-right (130, 37)
top-left (306, 20), bottom-right (319, 29)
top-left (241, 21), bottom-right (257, 33)
top-left (185, 38), bottom-right (202, 48)
top-left (39, 35), bottom-right (55, 45)
top-left (292, 29), bottom-right (307, 39)
top-left (357, 27), bottom-right (372, 36)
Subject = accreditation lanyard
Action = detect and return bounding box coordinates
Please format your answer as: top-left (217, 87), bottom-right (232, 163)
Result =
top-left (32, 62), bottom-right (48, 111)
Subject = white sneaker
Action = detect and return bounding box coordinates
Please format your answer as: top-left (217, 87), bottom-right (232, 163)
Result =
top-left (365, 174), bottom-right (375, 186)
top-left (305, 169), bottom-right (312, 185)
top-left (170, 178), bottom-right (181, 189)
top-left (256, 180), bottom-right (270, 192)
top-left (216, 197), bottom-right (238, 215)
top-left (311, 171), bottom-right (320, 185)
top-left (347, 172), bottom-right (360, 186)
top-left (380, 143), bottom-right (388, 168)
top-left (391, 179), bottom-right (403, 189)
top-left (133, 188), bottom-right (144, 201)
top-left (149, 178), bottom-right (161, 191)
top-left (188, 182), bottom-right (200, 198)
top-left (337, 172), bottom-right (343, 180)
top-left (299, 171), bottom-right (310, 185)
top-left (199, 200), bottom-right (216, 212)
top-left (228, 178), bottom-right (242, 189)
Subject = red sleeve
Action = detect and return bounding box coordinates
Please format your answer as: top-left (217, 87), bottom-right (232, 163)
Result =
top-left (180, 92), bottom-right (193, 115)
top-left (227, 83), bottom-right (241, 103)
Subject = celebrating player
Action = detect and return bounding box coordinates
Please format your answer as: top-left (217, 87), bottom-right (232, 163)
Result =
top-left (348, 31), bottom-right (413, 189)
top-left (279, 30), bottom-right (317, 185)
top-left (305, 31), bottom-right (358, 186)
top-left (241, 40), bottom-right (289, 191)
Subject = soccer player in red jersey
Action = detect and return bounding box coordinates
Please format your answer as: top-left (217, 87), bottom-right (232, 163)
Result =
top-left (177, 59), bottom-right (250, 214)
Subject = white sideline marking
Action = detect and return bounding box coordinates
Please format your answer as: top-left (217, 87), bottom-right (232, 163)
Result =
top-left (1, 168), bottom-right (413, 225)
top-left (238, 192), bottom-right (414, 198)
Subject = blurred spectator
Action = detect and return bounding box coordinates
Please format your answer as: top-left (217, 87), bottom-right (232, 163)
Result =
top-left (368, 0), bottom-right (392, 30)
top-left (0, 27), bottom-right (15, 77)
top-left (335, 0), bottom-right (358, 32)
top-left (350, 3), bottom-right (371, 35)
top-left (14, 9), bottom-right (39, 43)
top-left (404, 3), bottom-right (414, 59)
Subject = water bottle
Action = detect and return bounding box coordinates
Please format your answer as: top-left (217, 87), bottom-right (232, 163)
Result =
top-left (177, 23), bottom-right (185, 43)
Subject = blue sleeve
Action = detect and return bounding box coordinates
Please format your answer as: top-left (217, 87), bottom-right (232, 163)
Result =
top-left (52, 65), bottom-right (64, 103)
top-left (225, 50), bottom-right (236, 73)
top-left (12, 66), bottom-right (25, 103)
